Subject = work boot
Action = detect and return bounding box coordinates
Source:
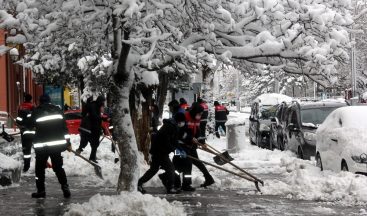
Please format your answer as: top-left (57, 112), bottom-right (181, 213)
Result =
top-left (31, 191), bottom-right (46, 198)
top-left (23, 158), bottom-right (31, 172)
top-left (61, 184), bottom-right (71, 198)
top-left (181, 185), bottom-right (196, 192)
top-left (114, 158), bottom-right (119, 163)
top-left (166, 187), bottom-right (181, 194)
top-left (215, 132), bottom-right (220, 139)
top-left (158, 173), bottom-right (169, 189)
top-left (137, 184), bottom-right (146, 194)
top-left (200, 177), bottom-right (215, 187)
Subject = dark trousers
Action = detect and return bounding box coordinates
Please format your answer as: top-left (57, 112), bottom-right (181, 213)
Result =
top-left (139, 155), bottom-right (175, 189)
top-left (173, 156), bottom-right (192, 187)
top-left (35, 152), bottom-right (67, 192)
top-left (200, 121), bottom-right (207, 140)
top-left (78, 131), bottom-right (100, 161)
top-left (21, 133), bottom-right (33, 171)
top-left (189, 149), bottom-right (213, 182)
top-left (215, 121), bottom-right (227, 137)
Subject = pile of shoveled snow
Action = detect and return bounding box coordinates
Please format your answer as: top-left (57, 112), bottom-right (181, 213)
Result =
top-left (64, 192), bottom-right (185, 216)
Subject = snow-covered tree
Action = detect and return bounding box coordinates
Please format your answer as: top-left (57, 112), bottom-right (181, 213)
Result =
top-left (0, 0), bottom-right (354, 191)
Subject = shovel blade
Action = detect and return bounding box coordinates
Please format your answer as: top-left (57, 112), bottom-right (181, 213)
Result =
top-left (1, 132), bottom-right (15, 142)
top-left (93, 164), bottom-right (103, 179)
top-left (213, 151), bottom-right (234, 165)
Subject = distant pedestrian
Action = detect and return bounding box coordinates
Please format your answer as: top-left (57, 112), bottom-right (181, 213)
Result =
top-left (179, 98), bottom-right (190, 111)
top-left (16, 94), bottom-right (35, 172)
top-left (30, 94), bottom-right (71, 198)
top-left (214, 101), bottom-right (229, 138)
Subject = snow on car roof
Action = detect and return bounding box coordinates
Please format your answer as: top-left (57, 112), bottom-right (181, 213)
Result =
top-left (321, 106), bottom-right (367, 129)
top-left (254, 93), bottom-right (292, 106)
top-left (298, 101), bottom-right (346, 109)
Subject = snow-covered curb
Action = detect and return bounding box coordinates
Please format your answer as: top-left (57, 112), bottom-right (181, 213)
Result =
top-left (64, 192), bottom-right (185, 216)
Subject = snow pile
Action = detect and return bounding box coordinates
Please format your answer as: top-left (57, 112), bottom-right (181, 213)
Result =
top-left (64, 192), bottom-right (185, 216)
top-left (0, 152), bottom-right (21, 170)
top-left (262, 157), bottom-right (367, 205)
top-left (253, 93), bottom-right (292, 106)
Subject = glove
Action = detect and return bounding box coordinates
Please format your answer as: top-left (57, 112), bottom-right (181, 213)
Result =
top-left (175, 148), bottom-right (187, 158)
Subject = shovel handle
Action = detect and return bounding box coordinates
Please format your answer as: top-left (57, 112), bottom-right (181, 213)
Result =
top-left (204, 143), bottom-right (264, 186)
top-left (70, 149), bottom-right (101, 168)
top-left (187, 155), bottom-right (261, 192)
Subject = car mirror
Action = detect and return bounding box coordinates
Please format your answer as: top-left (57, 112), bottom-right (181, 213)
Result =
top-left (288, 123), bottom-right (300, 132)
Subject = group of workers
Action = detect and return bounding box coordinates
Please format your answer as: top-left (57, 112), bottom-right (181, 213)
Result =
top-left (138, 98), bottom-right (229, 194)
top-left (15, 92), bottom-right (228, 198)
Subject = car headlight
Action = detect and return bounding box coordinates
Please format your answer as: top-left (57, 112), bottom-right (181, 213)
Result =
top-left (259, 124), bottom-right (270, 131)
top-left (351, 153), bottom-right (367, 164)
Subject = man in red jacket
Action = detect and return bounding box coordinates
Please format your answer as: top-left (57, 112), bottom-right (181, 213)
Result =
top-left (214, 101), bottom-right (229, 138)
top-left (197, 98), bottom-right (208, 141)
top-left (185, 102), bottom-right (214, 187)
top-left (16, 94), bottom-right (35, 172)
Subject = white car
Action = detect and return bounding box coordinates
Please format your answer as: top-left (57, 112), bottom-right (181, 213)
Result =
top-left (315, 106), bottom-right (367, 175)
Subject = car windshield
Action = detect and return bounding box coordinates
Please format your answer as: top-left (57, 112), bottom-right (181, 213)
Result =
top-left (301, 107), bottom-right (339, 126)
top-left (260, 105), bottom-right (277, 119)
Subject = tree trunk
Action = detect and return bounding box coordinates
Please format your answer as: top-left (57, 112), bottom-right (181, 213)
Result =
top-left (110, 17), bottom-right (139, 192)
top-left (157, 72), bottom-right (169, 118)
top-left (110, 81), bottom-right (139, 192)
top-left (129, 85), bottom-right (153, 162)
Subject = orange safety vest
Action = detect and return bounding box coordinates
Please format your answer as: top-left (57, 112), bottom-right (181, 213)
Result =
top-left (185, 111), bottom-right (200, 137)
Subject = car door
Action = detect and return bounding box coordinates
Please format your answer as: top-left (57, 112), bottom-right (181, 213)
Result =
top-left (286, 106), bottom-right (301, 153)
top-left (249, 102), bottom-right (259, 143)
top-left (65, 111), bottom-right (82, 134)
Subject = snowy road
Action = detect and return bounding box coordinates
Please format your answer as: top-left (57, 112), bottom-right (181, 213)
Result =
top-left (1, 112), bottom-right (367, 215)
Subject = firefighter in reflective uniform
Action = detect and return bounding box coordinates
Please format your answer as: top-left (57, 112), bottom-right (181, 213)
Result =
top-left (214, 101), bottom-right (229, 138)
top-left (30, 94), bottom-right (71, 198)
top-left (197, 98), bottom-right (208, 142)
top-left (16, 94), bottom-right (35, 172)
top-left (185, 102), bottom-right (215, 187)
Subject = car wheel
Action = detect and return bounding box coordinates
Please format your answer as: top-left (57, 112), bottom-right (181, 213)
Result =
top-left (249, 133), bottom-right (255, 145)
top-left (297, 146), bottom-right (304, 159)
top-left (341, 160), bottom-right (349, 171)
top-left (316, 153), bottom-right (323, 171)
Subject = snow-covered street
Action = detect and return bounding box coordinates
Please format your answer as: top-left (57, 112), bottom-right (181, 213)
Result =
top-left (1, 112), bottom-right (367, 215)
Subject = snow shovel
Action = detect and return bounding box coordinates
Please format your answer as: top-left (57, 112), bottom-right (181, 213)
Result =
top-left (200, 143), bottom-right (264, 187)
top-left (187, 155), bottom-right (262, 193)
top-left (70, 149), bottom-right (103, 179)
top-left (0, 124), bottom-right (15, 142)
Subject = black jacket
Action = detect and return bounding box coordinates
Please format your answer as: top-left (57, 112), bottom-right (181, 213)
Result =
top-left (30, 103), bottom-right (69, 154)
top-left (79, 100), bottom-right (103, 134)
top-left (149, 118), bottom-right (178, 156)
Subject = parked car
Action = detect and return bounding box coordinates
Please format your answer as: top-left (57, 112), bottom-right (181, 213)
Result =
top-left (64, 110), bottom-right (110, 135)
top-left (282, 101), bottom-right (346, 159)
top-left (316, 106), bottom-right (367, 175)
top-left (249, 102), bottom-right (277, 148)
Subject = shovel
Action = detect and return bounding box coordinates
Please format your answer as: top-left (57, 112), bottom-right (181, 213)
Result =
top-left (0, 125), bottom-right (15, 142)
top-left (70, 149), bottom-right (103, 179)
top-left (199, 142), bottom-right (264, 187)
top-left (187, 155), bottom-right (262, 192)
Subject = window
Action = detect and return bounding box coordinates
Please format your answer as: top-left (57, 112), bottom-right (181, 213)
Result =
top-left (301, 107), bottom-right (340, 125)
